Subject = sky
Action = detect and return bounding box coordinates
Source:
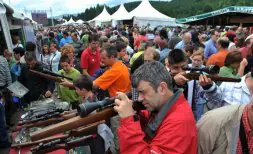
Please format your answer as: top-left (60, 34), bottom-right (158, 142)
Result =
top-left (3, 0), bottom-right (171, 18)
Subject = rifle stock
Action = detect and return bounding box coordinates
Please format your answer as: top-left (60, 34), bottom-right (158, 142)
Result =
top-left (12, 120), bottom-right (104, 149)
top-left (184, 73), bottom-right (241, 82)
top-left (31, 108), bottom-right (117, 141)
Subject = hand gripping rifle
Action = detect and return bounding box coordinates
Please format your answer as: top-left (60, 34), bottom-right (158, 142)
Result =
top-left (183, 65), bottom-right (241, 82)
top-left (30, 93), bottom-right (145, 141)
top-left (11, 120), bottom-right (104, 149)
top-left (184, 73), bottom-right (241, 82)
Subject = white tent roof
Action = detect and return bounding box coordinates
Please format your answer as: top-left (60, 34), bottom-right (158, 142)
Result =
top-left (111, 4), bottom-right (132, 20)
top-left (68, 17), bottom-right (75, 24)
top-left (76, 19), bottom-right (84, 24)
top-left (130, 0), bottom-right (174, 21)
top-left (90, 6), bottom-right (111, 22)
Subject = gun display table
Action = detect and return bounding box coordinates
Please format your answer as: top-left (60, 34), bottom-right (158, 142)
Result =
top-left (10, 98), bottom-right (71, 154)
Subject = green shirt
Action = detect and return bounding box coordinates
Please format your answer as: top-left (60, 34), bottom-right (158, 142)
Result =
top-left (219, 66), bottom-right (240, 78)
top-left (81, 35), bottom-right (89, 44)
top-left (57, 68), bottom-right (81, 103)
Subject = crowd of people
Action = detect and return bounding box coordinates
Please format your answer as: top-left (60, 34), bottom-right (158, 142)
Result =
top-left (1, 23), bottom-right (253, 153)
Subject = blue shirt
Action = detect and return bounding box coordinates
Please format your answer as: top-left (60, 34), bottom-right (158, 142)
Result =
top-left (160, 48), bottom-right (169, 62)
top-left (59, 36), bottom-right (72, 48)
top-left (174, 40), bottom-right (185, 49)
top-left (204, 39), bottom-right (217, 58)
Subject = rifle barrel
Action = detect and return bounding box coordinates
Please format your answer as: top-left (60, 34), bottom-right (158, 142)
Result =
top-left (184, 73), bottom-right (241, 82)
top-left (13, 112), bottom-right (77, 132)
top-left (29, 69), bottom-right (62, 82)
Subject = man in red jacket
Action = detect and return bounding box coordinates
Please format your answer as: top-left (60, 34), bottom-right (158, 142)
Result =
top-left (114, 61), bottom-right (197, 154)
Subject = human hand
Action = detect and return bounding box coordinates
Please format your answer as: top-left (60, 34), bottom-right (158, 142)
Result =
top-left (174, 72), bottom-right (189, 86)
top-left (240, 58), bottom-right (248, 68)
top-left (60, 78), bottom-right (74, 88)
top-left (114, 92), bottom-right (135, 119)
top-left (44, 90), bottom-right (52, 98)
top-left (199, 75), bottom-right (213, 87)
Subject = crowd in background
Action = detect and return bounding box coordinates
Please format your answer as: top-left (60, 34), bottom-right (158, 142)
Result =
top-left (1, 22), bottom-right (253, 153)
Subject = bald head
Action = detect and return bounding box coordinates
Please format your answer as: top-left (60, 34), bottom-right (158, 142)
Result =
top-left (144, 48), bottom-right (160, 63)
top-left (183, 32), bottom-right (192, 44)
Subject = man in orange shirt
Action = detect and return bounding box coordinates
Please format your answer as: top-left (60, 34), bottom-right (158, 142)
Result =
top-left (207, 37), bottom-right (230, 67)
top-left (93, 45), bottom-right (131, 97)
top-left (60, 44), bottom-right (131, 97)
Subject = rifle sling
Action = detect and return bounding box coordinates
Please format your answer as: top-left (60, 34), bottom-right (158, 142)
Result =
top-left (144, 89), bottom-right (183, 139)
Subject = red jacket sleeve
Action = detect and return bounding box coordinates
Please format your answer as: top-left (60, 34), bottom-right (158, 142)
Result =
top-left (118, 115), bottom-right (197, 154)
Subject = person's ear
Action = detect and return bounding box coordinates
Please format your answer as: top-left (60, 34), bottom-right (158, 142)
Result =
top-left (158, 82), bottom-right (167, 95)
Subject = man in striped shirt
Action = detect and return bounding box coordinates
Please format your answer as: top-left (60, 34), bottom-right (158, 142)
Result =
top-left (0, 52), bottom-right (12, 153)
top-left (0, 55), bottom-right (12, 88)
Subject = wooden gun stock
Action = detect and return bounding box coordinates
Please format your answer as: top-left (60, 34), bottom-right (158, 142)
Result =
top-left (11, 120), bottom-right (104, 149)
top-left (184, 73), bottom-right (241, 82)
top-left (31, 108), bottom-right (117, 141)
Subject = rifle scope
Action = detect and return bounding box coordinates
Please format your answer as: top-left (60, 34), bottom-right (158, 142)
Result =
top-left (183, 65), bottom-right (220, 74)
top-left (77, 93), bottom-right (145, 117)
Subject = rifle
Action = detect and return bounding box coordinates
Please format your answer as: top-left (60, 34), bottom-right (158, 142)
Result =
top-left (18, 109), bottom-right (66, 125)
top-left (184, 72), bottom-right (241, 82)
top-left (30, 94), bottom-right (144, 141)
top-left (12, 120), bottom-right (104, 149)
top-left (13, 111), bottom-right (78, 132)
top-left (31, 135), bottom-right (93, 154)
top-left (42, 68), bottom-right (73, 81)
top-left (29, 69), bottom-right (73, 82)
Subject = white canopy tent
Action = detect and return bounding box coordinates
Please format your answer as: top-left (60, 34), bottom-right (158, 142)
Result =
top-left (111, 4), bottom-right (132, 27)
top-left (89, 6), bottom-right (112, 26)
top-left (111, 4), bottom-right (132, 20)
top-left (76, 19), bottom-right (84, 24)
top-left (68, 17), bottom-right (75, 24)
top-left (61, 17), bottom-right (75, 25)
top-left (129, 0), bottom-right (177, 28)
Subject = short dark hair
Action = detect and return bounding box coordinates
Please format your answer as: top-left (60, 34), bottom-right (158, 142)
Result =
top-left (102, 44), bottom-right (118, 58)
top-left (185, 45), bottom-right (194, 54)
top-left (24, 51), bottom-right (37, 62)
top-left (13, 47), bottom-right (25, 57)
top-left (132, 61), bottom-right (173, 90)
top-left (210, 29), bottom-right (217, 36)
top-left (218, 38), bottom-right (230, 49)
top-left (25, 41), bottom-right (36, 52)
top-left (224, 51), bottom-right (243, 67)
top-left (168, 49), bottom-right (187, 65)
top-left (60, 55), bottom-right (71, 64)
top-left (62, 31), bottom-right (69, 36)
top-left (88, 34), bottom-right (99, 43)
top-left (73, 75), bottom-right (93, 91)
top-left (49, 31), bottom-right (55, 38)
top-left (115, 41), bottom-right (127, 52)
